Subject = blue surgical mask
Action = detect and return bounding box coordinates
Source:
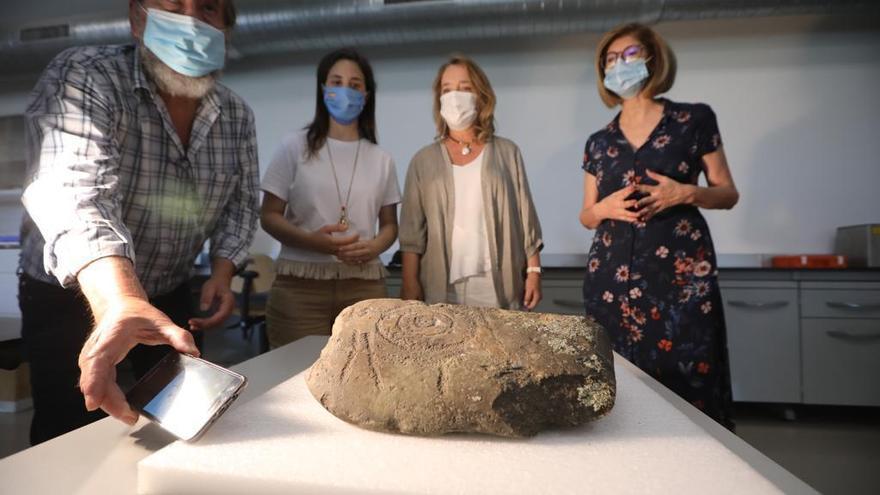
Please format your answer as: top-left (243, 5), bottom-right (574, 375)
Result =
top-left (603, 59), bottom-right (649, 100)
top-left (323, 86), bottom-right (366, 125)
top-left (142, 7), bottom-right (226, 78)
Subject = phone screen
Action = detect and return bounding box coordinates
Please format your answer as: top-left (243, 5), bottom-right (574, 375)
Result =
top-left (127, 352), bottom-right (247, 441)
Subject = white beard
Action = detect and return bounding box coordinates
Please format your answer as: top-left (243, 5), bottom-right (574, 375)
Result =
top-left (138, 43), bottom-right (217, 99)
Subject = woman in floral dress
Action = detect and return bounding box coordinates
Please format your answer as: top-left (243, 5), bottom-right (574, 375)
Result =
top-left (580, 23), bottom-right (739, 428)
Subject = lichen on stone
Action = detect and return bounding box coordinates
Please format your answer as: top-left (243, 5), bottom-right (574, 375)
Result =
top-left (577, 380), bottom-right (615, 413)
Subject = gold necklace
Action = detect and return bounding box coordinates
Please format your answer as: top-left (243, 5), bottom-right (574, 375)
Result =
top-left (446, 134), bottom-right (473, 156)
top-left (326, 139), bottom-right (361, 227)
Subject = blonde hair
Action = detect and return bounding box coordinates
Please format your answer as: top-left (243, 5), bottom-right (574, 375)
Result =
top-left (595, 23), bottom-right (677, 108)
top-left (432, 55), bottom-right (496, 143)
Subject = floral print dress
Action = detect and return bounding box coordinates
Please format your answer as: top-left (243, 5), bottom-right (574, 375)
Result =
top-left (582, 98), bottom-right (733, 428)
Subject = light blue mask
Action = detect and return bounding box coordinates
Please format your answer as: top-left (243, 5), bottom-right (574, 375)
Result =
top-left (142, 7), bottom-right (226, 78)
top-left (323, 86), bottom-right (366, 125)
top-left (603, 59), bottom-right (649, 99)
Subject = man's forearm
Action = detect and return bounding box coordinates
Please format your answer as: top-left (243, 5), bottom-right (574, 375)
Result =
top-left (210, 257), bottom-right (236, 285)
top-left (76, 256), bottom-right (147, 322)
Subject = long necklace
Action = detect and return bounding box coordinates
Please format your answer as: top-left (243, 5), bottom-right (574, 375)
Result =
top-left (446, 134), bottom-right (473, 156)
top-left (326, 138), bottom-right (361, 228)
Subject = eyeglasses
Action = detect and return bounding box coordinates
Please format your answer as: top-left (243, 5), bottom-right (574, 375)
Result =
top-left (603, 44), bottom-right (647, 70)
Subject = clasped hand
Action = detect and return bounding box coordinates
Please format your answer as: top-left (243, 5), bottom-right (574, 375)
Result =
top-left (599, 170), bottom-right (691, 223)
top-left (313, 223), bottom-right (376, 264)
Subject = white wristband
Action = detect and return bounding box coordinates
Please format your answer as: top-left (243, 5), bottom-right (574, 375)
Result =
top-left (526, 266), bottom-right (542, 274)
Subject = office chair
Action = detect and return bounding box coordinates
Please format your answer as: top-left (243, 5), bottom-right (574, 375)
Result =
top-left (230, 254), bottom-right (275, 354)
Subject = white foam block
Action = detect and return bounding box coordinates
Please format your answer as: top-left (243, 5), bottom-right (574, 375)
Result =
top-left (138, 359), bottom-right (783, 494)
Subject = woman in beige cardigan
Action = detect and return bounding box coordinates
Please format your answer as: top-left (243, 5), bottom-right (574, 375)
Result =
top-left (399, 55), bottom-right (543, 310)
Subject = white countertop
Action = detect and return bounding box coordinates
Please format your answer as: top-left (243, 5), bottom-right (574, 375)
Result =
top-left (0, 336), bottom-right (816, 494)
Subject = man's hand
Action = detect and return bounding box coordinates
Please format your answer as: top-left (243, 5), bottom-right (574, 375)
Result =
top-left (78, 296), bottom-right (199, 424)
top-left (188, 276), bottom-right (236, 331)
top-left (76, 256), bottom-right (199, 425)
top-left (189, 257), bottom-right (237, 331)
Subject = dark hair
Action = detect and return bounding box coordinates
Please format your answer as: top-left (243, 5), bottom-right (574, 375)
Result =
top-left (305, 48), bottom-right (378, 158)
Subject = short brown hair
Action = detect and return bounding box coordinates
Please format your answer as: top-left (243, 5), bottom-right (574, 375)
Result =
top-left (432, 55), bottom-right (496, 143)
top-left (595, 23), bottom-right (676, 108)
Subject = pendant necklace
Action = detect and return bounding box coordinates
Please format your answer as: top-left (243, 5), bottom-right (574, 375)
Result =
top-left (326, 138), bottom-right (361, 228)
top-left (447, 134), bottom-right (473, 156)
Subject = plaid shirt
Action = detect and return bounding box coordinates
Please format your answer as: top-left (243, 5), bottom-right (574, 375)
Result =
top-left (20, 44), bottom-right (259, 297)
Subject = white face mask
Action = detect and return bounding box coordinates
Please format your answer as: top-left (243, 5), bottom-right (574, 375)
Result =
top-left (440, 91), bottom-right (477, 131)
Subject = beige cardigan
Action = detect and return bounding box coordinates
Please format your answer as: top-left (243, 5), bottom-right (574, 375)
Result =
top-left (399, 136), bottom-right (543, 309)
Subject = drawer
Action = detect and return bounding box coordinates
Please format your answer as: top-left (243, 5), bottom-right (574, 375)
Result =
top-left (801, 289), bottom-right (880, 318)
top-left (721, 287), bottom-right (801, 403)
top-left (802, 319), bottom-right (880, 406)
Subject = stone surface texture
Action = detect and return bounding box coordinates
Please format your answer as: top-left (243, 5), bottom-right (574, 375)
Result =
top-left (306, 299), bottom-right (616, 437)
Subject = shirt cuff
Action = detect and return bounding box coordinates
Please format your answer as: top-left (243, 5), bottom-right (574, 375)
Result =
top-left (210, 241), bottom-right (251, 270)
top-left (47, 225), bottom-right (135, 287)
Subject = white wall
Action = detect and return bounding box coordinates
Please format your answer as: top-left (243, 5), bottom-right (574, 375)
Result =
top-left (1, 15), bottom-right (878, 260)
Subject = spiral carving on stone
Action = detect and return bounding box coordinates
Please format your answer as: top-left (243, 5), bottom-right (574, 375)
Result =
top-left (375, 304), bottom-right (474, 351)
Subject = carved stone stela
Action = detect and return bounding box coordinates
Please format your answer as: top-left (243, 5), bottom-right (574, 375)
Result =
top-left (306, 299), bottom-right (616, 437)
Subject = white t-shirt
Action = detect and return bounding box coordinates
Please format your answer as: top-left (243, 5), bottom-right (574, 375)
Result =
top-left (449, 150), bottom-right (492, 283)
top-left (261, 131), bottom-right (401, 264)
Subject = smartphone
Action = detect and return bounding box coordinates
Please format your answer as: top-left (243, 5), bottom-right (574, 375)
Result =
top-left (126, 352), bottom-right (247, 442)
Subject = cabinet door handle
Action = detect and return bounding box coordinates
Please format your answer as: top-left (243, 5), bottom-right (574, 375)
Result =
top-left (552, 299), bottom-right (585, 309)
top-left (728, 300), bottom-right (789, 310)
top-left (826, 301), bottom-right (880, 311)
top-left (826, 330), bottom-right (880, 343)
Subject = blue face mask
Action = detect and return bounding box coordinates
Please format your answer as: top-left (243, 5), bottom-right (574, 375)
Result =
top-left (603, 59), bottom-right (649, 100)
top-left (142, 7), bottom-right (226, 78)
top-left (323, 86), bottom-right (366, 125)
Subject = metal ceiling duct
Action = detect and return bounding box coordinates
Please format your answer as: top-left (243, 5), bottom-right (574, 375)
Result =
top-left (1, 0), bottom-right (877, 75)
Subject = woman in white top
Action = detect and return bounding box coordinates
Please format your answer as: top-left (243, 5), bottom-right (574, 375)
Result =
top-left (261, 48), bottom-right (401, 348)
top-left (399, 55), bottom-right (543, 310)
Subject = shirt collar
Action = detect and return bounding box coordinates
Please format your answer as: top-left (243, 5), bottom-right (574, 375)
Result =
top-left (131, 45), bottom-right (152, 95)
top-left (609, 97), bottom-right (673, 132)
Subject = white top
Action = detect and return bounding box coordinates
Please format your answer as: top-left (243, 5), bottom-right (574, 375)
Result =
top-left (261, 131), bottom-right (401, 269)
top-left (449, 150), bottom-right (491, 283)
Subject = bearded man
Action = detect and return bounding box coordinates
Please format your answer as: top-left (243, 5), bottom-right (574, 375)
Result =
top-left (18, 0), bottom-right (258, 444)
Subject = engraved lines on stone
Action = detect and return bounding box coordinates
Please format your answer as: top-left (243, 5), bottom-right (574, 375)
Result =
top-left (339, 329), bottom-right (383, 390)
top-left (362, 332), bottom-right (381, 389)
top-left (375, 306), bottom-right (469, 354)
top-left (436, 364), bottom-right (445, 397)
top-left (339, 331), bottom-right (358, 384)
